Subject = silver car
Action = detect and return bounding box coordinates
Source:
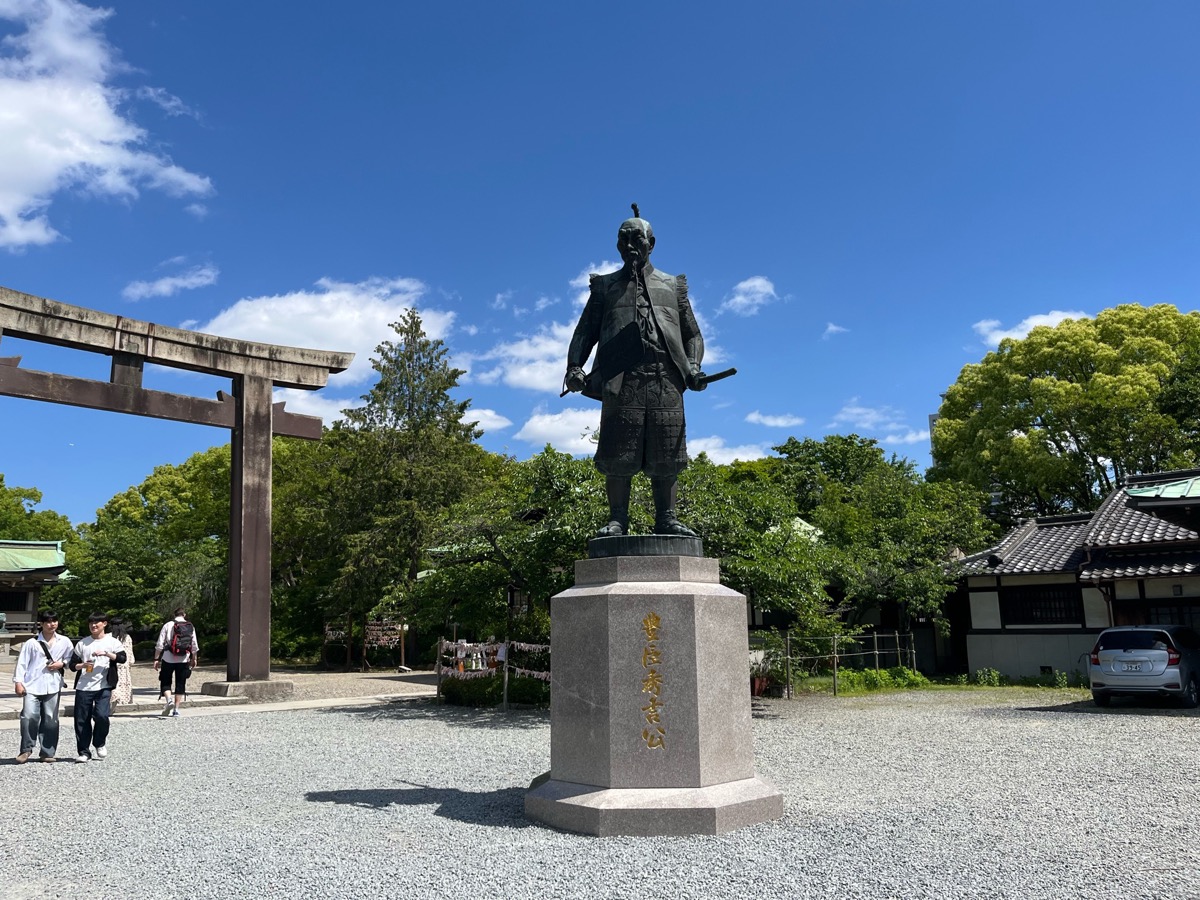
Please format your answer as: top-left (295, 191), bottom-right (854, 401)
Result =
top-left (1089, 625), bottom-right (1200, 708)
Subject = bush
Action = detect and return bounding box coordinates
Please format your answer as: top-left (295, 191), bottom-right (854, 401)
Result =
top-left (440, 674), bottom-right (502, 706)
top-left (973, 667), bottom-right (1003, 687)
top-left (132, 640), bottom-right (156, 662)
top-left (439, 673), bottom-right (550, 708)
top-left (835, 666), bottom-right (929, 694)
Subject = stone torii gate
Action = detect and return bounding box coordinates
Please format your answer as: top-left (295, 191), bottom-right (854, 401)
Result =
top-left (0, 285), bottom-right (353, 698)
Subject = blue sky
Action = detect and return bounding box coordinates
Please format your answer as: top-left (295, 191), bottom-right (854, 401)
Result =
top-left (3, 0), bottom-right (1200, 526)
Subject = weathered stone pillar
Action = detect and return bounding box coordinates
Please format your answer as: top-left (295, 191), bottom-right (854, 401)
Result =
top-left (525, 546), bottom-right (783, 836)
top-left (204, 374), bottom-right (292, 700)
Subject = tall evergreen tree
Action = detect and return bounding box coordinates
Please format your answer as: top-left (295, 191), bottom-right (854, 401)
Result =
top-left (329, 310), bottom-right (485, 627)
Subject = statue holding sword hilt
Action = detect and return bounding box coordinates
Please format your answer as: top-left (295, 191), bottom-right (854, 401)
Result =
top-left (563, 204), bottom-right (737, 539)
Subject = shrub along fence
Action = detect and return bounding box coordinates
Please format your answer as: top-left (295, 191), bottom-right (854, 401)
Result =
top-left (435, 637), bottom-right (550, 709)
top-left (752, 631), bottom-right (918, 698)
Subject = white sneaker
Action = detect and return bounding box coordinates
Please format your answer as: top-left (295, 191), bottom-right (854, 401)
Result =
top-left (95, 746), bottom-right (108, 759)
top-left (161, 698), bottom-right (174, 717)
top-left (75, 754), bottom-right (89, 763)
top-left (170, 708), bottom-right (180, 718)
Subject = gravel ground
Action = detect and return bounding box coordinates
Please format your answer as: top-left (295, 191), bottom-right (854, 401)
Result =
top-left (2, 687), bottom-right (1197, 900)
top-left (125, 662), bottom-right (438, 702)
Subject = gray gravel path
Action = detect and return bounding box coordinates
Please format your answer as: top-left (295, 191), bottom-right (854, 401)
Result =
top-left (2, 688), bottom-right (1196, 900)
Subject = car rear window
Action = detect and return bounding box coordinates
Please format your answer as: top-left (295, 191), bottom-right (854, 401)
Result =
top-left (1095, 630), bottom-right (1173, 651)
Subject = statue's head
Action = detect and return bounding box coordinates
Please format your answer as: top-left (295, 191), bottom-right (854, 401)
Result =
top-left (617, 203), bottom-right (654, 269)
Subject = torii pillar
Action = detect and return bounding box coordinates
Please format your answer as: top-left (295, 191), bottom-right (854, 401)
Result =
top-left (0, 286), bottom-right (353, 698)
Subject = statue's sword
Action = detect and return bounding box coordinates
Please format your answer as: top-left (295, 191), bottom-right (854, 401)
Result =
top-left (560, 366), bottom-right (737, 398)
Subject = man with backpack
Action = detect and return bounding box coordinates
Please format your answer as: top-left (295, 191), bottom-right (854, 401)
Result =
top-left (153, 608), bottom-right (199, 717)
top-left (12, 610), bottom-right (73, 763)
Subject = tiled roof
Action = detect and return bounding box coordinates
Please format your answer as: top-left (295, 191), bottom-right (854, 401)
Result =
top-left (1083, 470), bottom-right (1200, 547)
top-left (957, 514), bottom-right (1093, 576)
top-left (1081, 550), bottom-right (1200, 581)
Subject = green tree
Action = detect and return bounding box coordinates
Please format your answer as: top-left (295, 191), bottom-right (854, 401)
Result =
top-left (678, 454), bottom-right (835, 631)
top-left (931, 304), bottom-right (1200, 520)
top-left (328, 310), bottom-right (486, 634)
top-left (0, 474), bottom-right (75, 542)
top-left (410, 446), bottom-right (605, 640)
top-left (50, 447), bottom-right (230, 634)
top-left (777, 435), bottom-right (995, 629)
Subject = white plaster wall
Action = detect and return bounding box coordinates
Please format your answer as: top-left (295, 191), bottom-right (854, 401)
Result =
top-left (999, 573), bottom-right (1077, 586)
top-left (1115, 580), bottom-right (1141, 600)
top-left (1082, 588), bottom-right (1110, 628)
top-left (966, 633), bottom-right (1097, 679)
top-left (1144, 576), bottom-right (1200, 599)
top-left (969, 593), bottom-right (1002, 629)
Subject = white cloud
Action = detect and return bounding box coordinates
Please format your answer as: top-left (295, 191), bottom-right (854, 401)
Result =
top-left (134, 85), bottom-right (197, 118)
top-left (688, 436), bottom-right (772, 465)
top-left (122, 263), bottom-right (218, 300)
top-left (534, 296), bottom-right (558, 312)
top-left (823, 322), bottom-right (848, 340)
top-left (270, 386), bottom-right (354, 425)
top-left (514, 405), bottom-right (600, 454)
top-left (464, 320), bottom-right (575, 394)
top-left (828, 398), bottom-right (908, 432)
top-left (491, 291), bottom-right (512, 310)
top-left (570, 260), bottom-right (621, 307)
top-left (183, 203), bottom-right (208, 219)
top-left (972, 310), bottom-right (1088, 347)
top-left (268, 390), bottom-right (510, 436)
top-left (719, 276), bottom-right (778, 316)
top-left (466, 408), bottom-right (512, 433)
top-left (880, 429), bottom-right (931, 445)
top-left (0, 0), bottom-right (213, 250)
top-left (195, 276), bottom-right (453, 388)
top-left (746, 410), bottom-right (805, 428)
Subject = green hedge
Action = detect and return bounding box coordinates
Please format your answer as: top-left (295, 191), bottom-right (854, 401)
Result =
top-left (440, 674), bottom-right (550, 707)
top-left (834, 666), bottom-right (930, 693)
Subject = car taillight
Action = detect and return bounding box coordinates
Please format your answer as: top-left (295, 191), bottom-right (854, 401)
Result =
top-left (1090, 650), bottom-right (1100, 665)
top-left (1168, 649), bottom-right (1181, 666)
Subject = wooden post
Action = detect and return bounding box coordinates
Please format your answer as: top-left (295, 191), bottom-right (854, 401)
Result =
top-left (832, 634), bottom-right (839, 697)
top-left (502, 640), bottom-right (510, 711)
top-left (873, 632), bottom-right (880, 671)
top-left (784, 632), bottom-right (792, 700)
top-left (227, 374), bottom-right (273, 682)
top-left (894, 630), bottom-right (901, 669)
top-left (435, 638), bottom-right (444, 703)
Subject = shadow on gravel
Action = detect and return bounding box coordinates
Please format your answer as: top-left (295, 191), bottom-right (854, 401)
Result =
top-left (305, 782), bottom-right (531, 828)
top-left (750, 698), bottom-right (782, 720)
top-left (1018, 697), bottom-right (1200, 717)
top-left (318, 699), bottom-right (549, 731)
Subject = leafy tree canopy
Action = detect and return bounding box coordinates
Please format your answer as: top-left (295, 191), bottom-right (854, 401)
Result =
top-left (931, 304), bottom-right (1200, 521)
top-left (0, 474), bottom-right (75, 542)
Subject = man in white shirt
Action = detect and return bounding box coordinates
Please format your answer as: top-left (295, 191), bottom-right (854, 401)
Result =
top-left (153, 607), bottom-right (199, 717)
top-left (12, 610), bottom-right (73, 763)
top-left (68, 613), bottom-right (126, 763)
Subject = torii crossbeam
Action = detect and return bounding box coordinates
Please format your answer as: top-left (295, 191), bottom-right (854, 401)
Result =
top-left (0, 285), bottom-right (353, 693)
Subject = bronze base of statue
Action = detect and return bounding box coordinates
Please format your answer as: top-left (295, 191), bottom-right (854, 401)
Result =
top-left (587, 534), bottom-right (703, 559)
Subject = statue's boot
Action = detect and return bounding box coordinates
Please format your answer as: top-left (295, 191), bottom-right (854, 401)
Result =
top-left (597, 475), bottom-right (631, 538)
top-left (652, 476), bottom-right (698, 537)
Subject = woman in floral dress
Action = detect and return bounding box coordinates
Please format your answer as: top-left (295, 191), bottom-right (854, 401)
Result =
top-left (110, 618), bottom-right (136, 705)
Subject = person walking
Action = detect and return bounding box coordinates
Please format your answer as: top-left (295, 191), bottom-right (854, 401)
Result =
top-left (68, 612), bottom-right (126, 762)
top-left (153, 608), bottom-right (198, 717)
top-left (12, 610), bottom-right (73, 763)
top-left (110, 618), bottom-right (135, 706)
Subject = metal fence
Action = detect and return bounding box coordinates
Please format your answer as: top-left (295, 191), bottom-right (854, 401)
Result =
top-left (751, 631), bottom-right (917, 698)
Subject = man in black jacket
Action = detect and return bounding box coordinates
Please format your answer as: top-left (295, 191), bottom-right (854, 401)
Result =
top-left (69, 612), bottom-right (126, 762)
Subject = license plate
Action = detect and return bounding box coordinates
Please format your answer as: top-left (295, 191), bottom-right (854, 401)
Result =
top-left (1121, 663), bottom-right (1143, 672)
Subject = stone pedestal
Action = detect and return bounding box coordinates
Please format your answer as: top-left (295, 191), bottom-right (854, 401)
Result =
top-left (201, 679), bottom-right (294, 701)
top-left (525, 552), bottom-right (783, 836)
